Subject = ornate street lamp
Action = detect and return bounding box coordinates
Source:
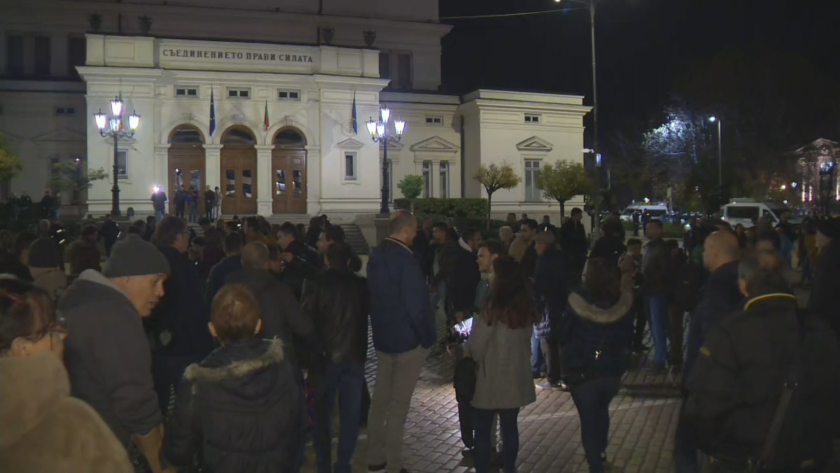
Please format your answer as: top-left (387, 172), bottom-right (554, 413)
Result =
top-left (94, 96), bottom-right (139, 216)
top-left (366, 105), bottom-right (405, 216)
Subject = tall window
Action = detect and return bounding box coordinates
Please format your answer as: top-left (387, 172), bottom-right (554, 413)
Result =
top-left (379, 52), bottom-right (390, 79)
top-left (344, 152), bottom-right (357, 181)
top-left (68, 37), bottom-right (86, 78)
top-left (439, 162), bottom-right (449, 199)
top-left (6, 35), bottom-right (24, 77)
top-left (525, 160), bottom-right (541, 201)
top-left (422, 161), bottom-right (432, 198)
top-left (116, 150), bottom-right (128, 179)
top-left (34, 37), bottom-right (51, 76)
top-left (397, 53), bottom-right (412, 89)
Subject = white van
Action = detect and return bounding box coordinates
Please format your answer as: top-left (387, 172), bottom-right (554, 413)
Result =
top-left (722, 199), bottom-right (795, 228)
top-left (620, 204), bottom-right (669, 222)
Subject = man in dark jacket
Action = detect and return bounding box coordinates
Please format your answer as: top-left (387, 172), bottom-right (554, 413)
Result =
top-left (149, 216), bottom-right (214, 414)
top-left (226, 241), bottom-right (320, 370)
top-left (534, 230), bottom-right (572, 390)
top-left (676, 230), bottom-right (742, 473)
top-left (302, 243), bottom-right (370, 473)
top-left (276, 222), bottom-right (321, 297)
top-left (538, 215), bottom-right (557, 237)
top-left (165, 286), bottom-right (302, 473)
top-left (683, 231), bottom-right (742, 378)
top-left (100, 214), bottom-right (120, 257)
top-left (590, 219), bottom-right (626, 267)
top-left (203, 185), bottom-right (215, 221)
top-left (61, 238), bottom-right (170, 470)
top-left (67, 224), bottom-right (101, 275)
top-left (451, 227), bottom-right (482, 324)
top-left (429, 222), bottom-right (457, 314)
top-left (808, 217), bottom-right (840, 338)
top-left (642, 219), bottom-right (672, 372)
top-left (684, 250), bottom-right (840, 472)
top-left (366, 210), bottom-right (434, 473)
top-left (205, 232), bottom-right (242, 306)
top-left (560, 208), bottom-right (588, 279)
top-left (518, 219), bottom-right (540, 279)
top-left (151, 188), bottom-right (167, 222)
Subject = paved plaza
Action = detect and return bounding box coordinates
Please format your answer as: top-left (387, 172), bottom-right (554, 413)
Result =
top-left (300, 281), bottom-right (840, 473)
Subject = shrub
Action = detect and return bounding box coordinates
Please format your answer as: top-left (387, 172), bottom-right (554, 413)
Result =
top-left (393, 198), bottom-right (488, 220)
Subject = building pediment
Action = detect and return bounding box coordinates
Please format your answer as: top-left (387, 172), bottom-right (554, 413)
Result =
top-left (337, 138), bottom-right (365, 150)
top-left (409, 136), bottom-right (459, 153)
top-left (516, 136), bottom-right (553, 152)
top-left (31, 128), bottom-right (86, 144)
top-left (0, 131), bottom-right (26, 145)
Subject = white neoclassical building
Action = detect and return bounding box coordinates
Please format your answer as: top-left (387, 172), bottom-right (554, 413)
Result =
top-left (0, 0), bottom-right (591, 222)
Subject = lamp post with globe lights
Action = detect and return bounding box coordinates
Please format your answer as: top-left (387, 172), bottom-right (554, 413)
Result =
top-left (94, 97), bottom-right (140, 216)
top-left (366, 106), bottom-right (406, 216)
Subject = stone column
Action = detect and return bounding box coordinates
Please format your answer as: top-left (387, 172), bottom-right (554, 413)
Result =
top-left (204, 144), bottom-right (222, 192)
top-left (51, 34), bottom-right (68, 78)
top-left (153, 144), bottom-right (170, 194)
top-left (305, 145), bottom-right (321, 216)
top-left (255, 145), bottom-right (273, 216)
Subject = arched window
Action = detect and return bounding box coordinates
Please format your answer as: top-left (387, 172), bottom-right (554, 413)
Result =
top-left (274, 128), bottom-right (306, 148)
top-left (222, 128), bottom-right (256, 145)
top-left (169, 126), bottom-right (204, 144)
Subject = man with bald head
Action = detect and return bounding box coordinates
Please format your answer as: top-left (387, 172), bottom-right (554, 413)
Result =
top-left (225, 241), bottom-right (319, 369)
top-left (367, 210), bottom-right (434, 473)
top-left (676, 230), bottom-right (743, 473)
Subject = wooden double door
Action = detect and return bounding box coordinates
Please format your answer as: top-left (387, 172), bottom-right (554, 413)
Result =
top-left (272, 149), bottom-right (306, 214)
top-left (168, 145), bottom-right (206, 216)
top-left (221, 146), bottom-right (258, 215)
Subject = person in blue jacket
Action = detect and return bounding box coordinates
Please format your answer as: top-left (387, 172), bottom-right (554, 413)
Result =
top-left (366, 210), bottom-right (435, 473)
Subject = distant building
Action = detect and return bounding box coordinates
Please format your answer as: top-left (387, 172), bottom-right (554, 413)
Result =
top-left (793, 138), bottom-right (839, 212)
top-left (1, 0), bottom-right (591, 222)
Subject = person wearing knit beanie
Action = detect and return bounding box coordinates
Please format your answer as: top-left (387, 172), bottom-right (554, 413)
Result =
top-left (27, 237), bottom-right (67, 301)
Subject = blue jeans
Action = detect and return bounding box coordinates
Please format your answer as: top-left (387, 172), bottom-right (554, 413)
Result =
top-left (312, 362), bottom-right (365, 473)
top-left (645, 294), bottom-right (669, 366)
top-left (531, 331), bottom-right (546, 375)
top-left (155, 209), bottom-right (164, 223)
top-left (570, 377), bottom-right (621, 473)
top-left (475, 408), bottom-right (519, 473)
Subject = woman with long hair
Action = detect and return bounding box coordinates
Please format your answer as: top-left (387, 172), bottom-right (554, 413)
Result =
top-left (560, 257), bottom-right (635, 473)
top-left (467, 256), bottom-right (538, 473)
top-left (0, 278), bottom-right (132, 473)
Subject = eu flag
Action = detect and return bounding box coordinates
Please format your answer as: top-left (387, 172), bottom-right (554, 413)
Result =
top-left (209, 89), bottom-right (216, 137)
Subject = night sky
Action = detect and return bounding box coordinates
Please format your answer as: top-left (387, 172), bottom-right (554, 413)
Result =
top-left (440, 0), bottom-right (840, 136)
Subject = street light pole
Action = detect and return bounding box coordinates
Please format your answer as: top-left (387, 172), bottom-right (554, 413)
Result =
top-left (589, 0), bottom-right (601, 233)
top-left (112, 134), bottom-right (120, 216)
top-left (94, 97), bottom-right (140, 217)
top-left (709, 116), bottom-right (722, 190)
top-left (367, 106), bottom-right (406, 217)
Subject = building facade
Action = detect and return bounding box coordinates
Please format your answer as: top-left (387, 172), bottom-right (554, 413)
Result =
top-left (1, 0), bottom-right (591, 222)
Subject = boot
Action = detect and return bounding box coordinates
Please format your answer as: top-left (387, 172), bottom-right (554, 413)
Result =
top-left (132, 424), bottom-right (165, 473)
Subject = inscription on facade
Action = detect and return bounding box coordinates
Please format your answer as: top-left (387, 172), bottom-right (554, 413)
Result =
top-left (162, 49), bottom-right (314, 63)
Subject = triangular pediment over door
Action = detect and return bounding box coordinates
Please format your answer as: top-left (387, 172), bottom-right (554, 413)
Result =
top-left (409, 136), bottom-right (459, 153)
top-left (31, 128), bottom-right (87, 144)
top-left (516, 136), bottom-right (553, 152)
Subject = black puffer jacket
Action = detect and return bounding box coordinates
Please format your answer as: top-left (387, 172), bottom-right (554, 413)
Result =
top-left (165, 339), bottom-right (303, 473)
top-left (300, 268), bottom-right (369, 365)
top-left (558, 288), bottom-right (634, 385)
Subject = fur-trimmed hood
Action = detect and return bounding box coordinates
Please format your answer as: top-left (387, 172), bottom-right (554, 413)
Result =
top-left (0, 353), bottom-right (69, 448)
top-left (567, 290), bottom-right (634, 325)
top-left (184, 338), bottom-right (284, 384)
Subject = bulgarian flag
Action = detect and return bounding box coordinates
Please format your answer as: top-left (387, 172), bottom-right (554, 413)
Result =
top-left (264, 100), bottom-right (270, 131)
top-left (209, 88), bottom-right (216, 137)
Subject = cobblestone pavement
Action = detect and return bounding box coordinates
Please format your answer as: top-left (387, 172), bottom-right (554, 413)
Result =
top-left (300, 265), bottom-right (838, 473)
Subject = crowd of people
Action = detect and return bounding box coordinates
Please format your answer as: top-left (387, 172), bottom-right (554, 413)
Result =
top-left (0, 205), bottom-right (839, 473)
